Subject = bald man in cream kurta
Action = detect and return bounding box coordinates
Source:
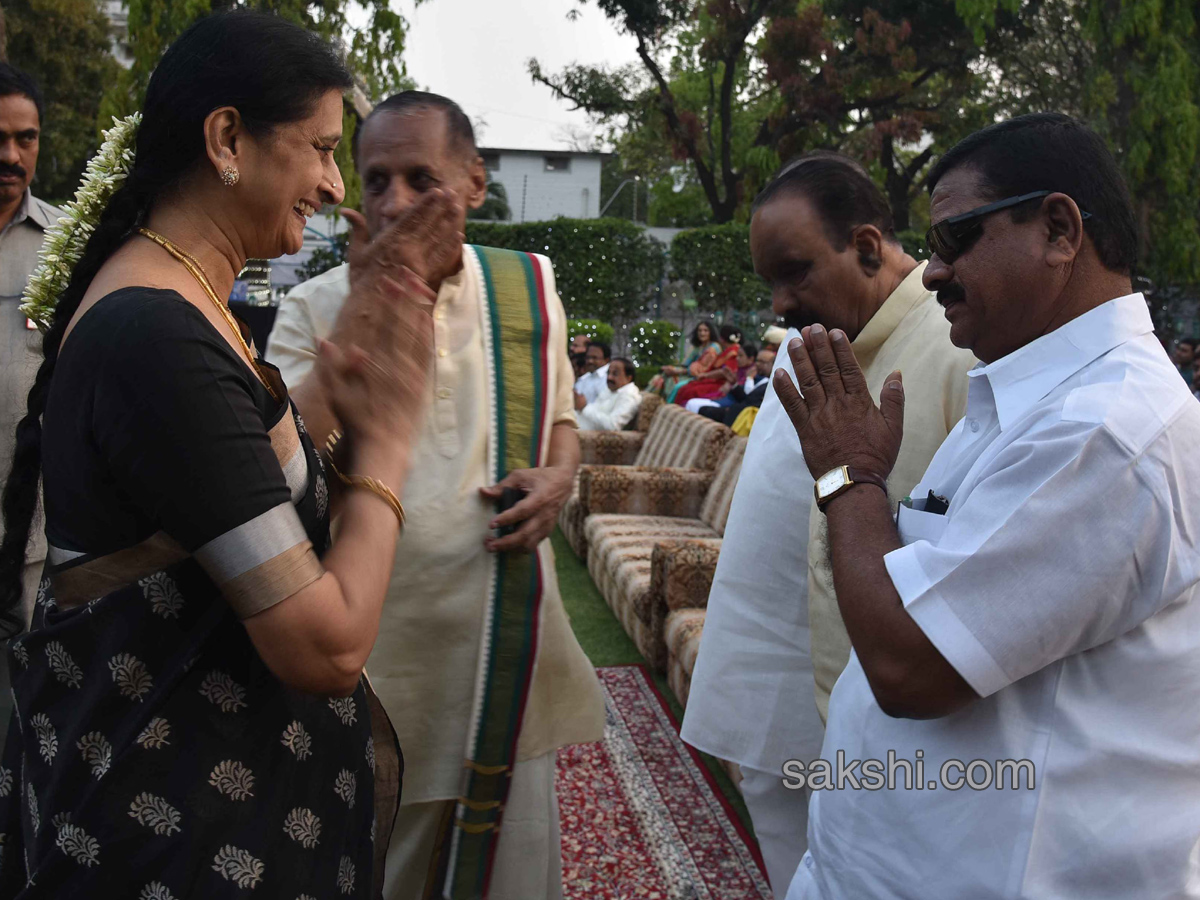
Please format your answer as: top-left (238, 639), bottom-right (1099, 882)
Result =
top-left (268, 250), bottom-right (605, 900)
top-left (683, 262), bottom-right (975, 893)
top-left (804, 265), bottom-right (975, 722)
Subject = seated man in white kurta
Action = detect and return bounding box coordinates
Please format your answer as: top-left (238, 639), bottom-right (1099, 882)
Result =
top-left (577, 357), bottom-right (640, 431)
top-left (267, 91), bottom-right (604, 900)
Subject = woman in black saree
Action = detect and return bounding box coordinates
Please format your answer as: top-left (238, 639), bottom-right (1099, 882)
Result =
top-left (0, 12), bottom-right (457, 897)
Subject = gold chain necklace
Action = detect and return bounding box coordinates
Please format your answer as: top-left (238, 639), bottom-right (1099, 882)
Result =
top-left (138, 227), bottom-right (280, 401)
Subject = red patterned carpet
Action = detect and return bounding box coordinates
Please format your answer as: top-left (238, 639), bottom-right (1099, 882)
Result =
top-left (557, 665), bottom-right (772, 900)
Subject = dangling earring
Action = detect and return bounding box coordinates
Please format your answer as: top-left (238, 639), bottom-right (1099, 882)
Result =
top-left (221, 166), bottom-right (240, 187)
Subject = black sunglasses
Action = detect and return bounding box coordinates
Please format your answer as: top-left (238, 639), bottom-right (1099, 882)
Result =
top-left (925, 191), bottom-right (1093, 263)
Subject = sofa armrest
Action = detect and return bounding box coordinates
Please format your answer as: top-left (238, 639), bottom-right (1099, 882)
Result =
top-left (578, 430), bottom-right (646, 465)
top-left (578, 465), bottom-right (712, 519)
top-left (651, 539), bottom-right (723, 613)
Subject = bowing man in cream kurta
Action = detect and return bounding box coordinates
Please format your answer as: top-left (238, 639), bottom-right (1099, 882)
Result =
top-left (805, 263), bottom-right (975, 722)
top-left (267, 250), bottom-right (604, 899)
top-left (682, 152), bottom-right (975, 897)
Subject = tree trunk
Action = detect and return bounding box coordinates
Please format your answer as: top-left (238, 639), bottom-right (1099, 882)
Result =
top-left (0, 4), bottom-right (8, 62)
top-left (880, 135), bottom-right (910, 231)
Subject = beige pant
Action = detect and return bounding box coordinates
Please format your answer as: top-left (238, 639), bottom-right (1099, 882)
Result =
top-left (384, 751), bottom-right (563, 900)
top-left (740, 765), bottom-right (810, 897)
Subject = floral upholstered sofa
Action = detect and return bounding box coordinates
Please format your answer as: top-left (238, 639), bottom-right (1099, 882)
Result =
top-left (664, 607), bottom-right (707, 708)
top-left (665, 607), bottom-right (743, 788)
top-left (575, 392), bottom-right (664, 466)
top-left (559, 401), bottom-right (733, 559)
top-left (583, 436), bottom-right (747, 671)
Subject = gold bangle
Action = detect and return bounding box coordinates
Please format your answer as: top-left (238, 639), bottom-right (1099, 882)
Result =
top-left (324, 431), bottom-right (405, 530)
top-left (335, 470), bottom-right (405, 530)
top-left (324, 428), bottom-right (345, 463)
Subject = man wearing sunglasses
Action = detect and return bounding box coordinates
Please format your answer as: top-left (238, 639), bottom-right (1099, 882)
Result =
top-left (680, 151), bottom-right (975, 894)
top-left (778, 113), bottom-right (1200, 899)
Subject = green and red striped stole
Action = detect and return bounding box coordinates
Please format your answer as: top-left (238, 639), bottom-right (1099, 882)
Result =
top-left (436, 245), bottom-right (553, 900)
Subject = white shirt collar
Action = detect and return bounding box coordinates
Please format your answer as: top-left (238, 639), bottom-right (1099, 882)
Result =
top-left (970, 293), bottom-right (1153, 432)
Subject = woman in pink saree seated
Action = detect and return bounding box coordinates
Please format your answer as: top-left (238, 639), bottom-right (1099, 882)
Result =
top-left (673, 324), bottom-right (744, 406)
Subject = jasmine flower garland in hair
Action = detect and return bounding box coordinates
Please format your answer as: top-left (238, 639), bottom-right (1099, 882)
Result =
top-left (20, 113), bottom-right (141, 330)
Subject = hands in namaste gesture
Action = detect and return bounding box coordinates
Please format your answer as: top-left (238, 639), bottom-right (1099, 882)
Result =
top-left (773, 324), bottom-right (905, 483)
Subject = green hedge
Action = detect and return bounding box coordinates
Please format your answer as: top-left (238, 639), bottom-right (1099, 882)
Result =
top-left (465, 218), bottom-right (665, 321)
top-left (669, 224), bottom-right (769, 313)
top-left (626, 319), bottom-right (682, 372)
top-left (566, 319), bottom-right (615, 347)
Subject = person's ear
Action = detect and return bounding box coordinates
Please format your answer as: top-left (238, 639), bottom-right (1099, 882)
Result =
top-left (852, 224), bottom-right (884, 275)
top-left (203, 107), bottom-right (245, 184)
top-left (1042, 192), bottom-right (1084, 268)
top-left (466, 155), bottom-right (487, 211)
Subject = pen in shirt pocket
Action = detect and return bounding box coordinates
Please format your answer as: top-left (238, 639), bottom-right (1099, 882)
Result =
top-left (899, 490), bottom-right (951, 516)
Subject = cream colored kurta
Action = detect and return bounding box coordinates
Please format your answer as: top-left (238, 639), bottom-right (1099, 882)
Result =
top-left (267, 251), bottom-right (605, 805)
top-left (807, 263), bottom-right (976, 721)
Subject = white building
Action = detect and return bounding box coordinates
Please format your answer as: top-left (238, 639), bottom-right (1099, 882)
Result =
top-left (479, 148), bottom-right (605, 222)
top-left (103, 1), bottom-right (134, 68)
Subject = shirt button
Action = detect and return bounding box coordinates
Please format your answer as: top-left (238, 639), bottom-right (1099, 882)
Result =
top-left (970, 419), bottom-right (980, 433)
top-left (437, 388), bottom-right (452, 399)
top-left (438, 348), bottom-right (448, 358)
top-left (435, 309), bottom-right (445, 320)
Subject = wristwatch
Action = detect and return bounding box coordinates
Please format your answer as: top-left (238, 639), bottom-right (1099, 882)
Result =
top-left (814, 465), bottom-right (888, 511)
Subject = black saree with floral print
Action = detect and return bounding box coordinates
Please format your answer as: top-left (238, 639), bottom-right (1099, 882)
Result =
top-left (0, 288), bottom-right (400, 898)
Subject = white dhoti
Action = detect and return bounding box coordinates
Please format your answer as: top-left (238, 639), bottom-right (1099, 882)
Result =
top-left (739, 767), bottom-right (810, 896)
top-left (384, 752), bottom-right (563, 900)
top-left (681, 331), bottom-right (825, 898)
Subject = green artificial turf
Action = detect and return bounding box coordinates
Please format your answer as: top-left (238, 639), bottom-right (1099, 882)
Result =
top-left (551, 528), bottom-right (754, 835)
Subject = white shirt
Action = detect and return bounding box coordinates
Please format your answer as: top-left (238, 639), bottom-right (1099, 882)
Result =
top-left (680, 330), bottom-right (826, 773)
top-left (794, 294), bottom-right (1200, 899)
top-left (743, 373), bottom-right (769, 393)
top-left (578, 380), bottom-right (641, 431)
top-left (574, 362), bottom-right (609, 404)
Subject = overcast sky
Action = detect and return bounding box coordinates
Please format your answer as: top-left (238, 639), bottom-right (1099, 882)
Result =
top-left (396, 0), bottom-right (640, 151)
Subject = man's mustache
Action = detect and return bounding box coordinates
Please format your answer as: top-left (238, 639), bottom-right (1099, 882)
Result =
top-left (938, 283), bottom-right (967, 307)
top-left (0, 163), bottom-right (26, 180)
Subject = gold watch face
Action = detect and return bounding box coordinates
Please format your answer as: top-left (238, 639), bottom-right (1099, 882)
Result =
top-left (817, 467), bottom-right (850, 499)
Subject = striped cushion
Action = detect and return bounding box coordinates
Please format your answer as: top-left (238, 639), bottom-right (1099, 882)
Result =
top-left (665, 608), bottom-right (707, 709)
top-left (634, 404), bottom-right (732, 470)
top-left (585, 514), bottom-right (718, 669)
top-left (636, 392), bottom-right (665, 432)
top-left (578, 430), bottom-right (645, 465)
top-left (697, 436), bottom-right (748, 535)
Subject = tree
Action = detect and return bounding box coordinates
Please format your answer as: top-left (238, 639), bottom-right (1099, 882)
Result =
top-left (3, 0), bottom-right (118, 202)
top-left (532, 1), bottom-right (790, 224)
top-left (100, 0), bottom-right (416, 120)
top-left (975, 0), bottom-right (1200, 287)
top-left (533, 1), bottom-right (1007, 228)
top-left (1088, 0), bottom-right (1199, 286)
